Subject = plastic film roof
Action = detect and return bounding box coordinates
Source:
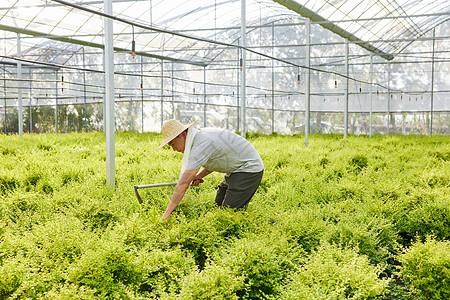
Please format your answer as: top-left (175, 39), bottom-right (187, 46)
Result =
top-left (0, 0), bottom-right (295, 65)
top-left (276, 0), bottom-right (450, 56)
top-left (0, 0), bottom-right (449, 64)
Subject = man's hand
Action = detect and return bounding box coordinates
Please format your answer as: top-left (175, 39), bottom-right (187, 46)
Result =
top-left (190, 169), bottom-right (213, 186)
top-left (191, 178), bottom-right (204, 186)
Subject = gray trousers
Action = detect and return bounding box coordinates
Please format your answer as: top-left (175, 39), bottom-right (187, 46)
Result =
top-left (214, 170), bottom-right (264, 209)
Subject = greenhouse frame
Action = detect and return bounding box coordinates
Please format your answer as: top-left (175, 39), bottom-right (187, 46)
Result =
top-left (1, 0), bottom-right (449, 135)
top-left (4, 0), bottom-right (449, 184)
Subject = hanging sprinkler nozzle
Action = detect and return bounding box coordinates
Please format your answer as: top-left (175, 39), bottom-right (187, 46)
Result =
top-left (131, 26), bottom-right (136, 58)
top-left (131, 40), bottom-right (136, 58)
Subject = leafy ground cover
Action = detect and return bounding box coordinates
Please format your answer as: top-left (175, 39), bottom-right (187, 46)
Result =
top-left (0, 132), bottom-right (449, 299)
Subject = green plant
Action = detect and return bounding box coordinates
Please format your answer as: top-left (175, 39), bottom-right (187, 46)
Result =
top-left (135, 248), bottom-right (197, 297)
top-left (397, 236), bottom-right (450, 299)
top-left (349, 154), bottom-right (369, 172)
top-left (0, 132), bottom-right (448, 299)
top-left (216, 236), bottom-right (301, 299)
top-left (280, 243), bottom-right (390, 299)
top-left (0, 175), bottom-right (19, 194)
top-left (67, 242), bottom-right (139, 298)
top-left (175, 263), bottom-right (243, 299)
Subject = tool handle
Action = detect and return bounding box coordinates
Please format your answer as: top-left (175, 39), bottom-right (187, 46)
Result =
top-left (135, 179), bottom-right (204, 190)
top-left (134, 179), bottom-right (204, 204)
top-left (134, 182), bottom-right (178, 189)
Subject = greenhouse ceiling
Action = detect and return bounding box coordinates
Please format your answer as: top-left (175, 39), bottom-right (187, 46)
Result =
top-left (1, 0), bottom-right (449, 66)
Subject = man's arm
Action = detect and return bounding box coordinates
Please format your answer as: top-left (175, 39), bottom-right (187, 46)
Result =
top-left (161, 168), bottom-right (199, 220)
top-left (191, 168), bottom-right (213, 186)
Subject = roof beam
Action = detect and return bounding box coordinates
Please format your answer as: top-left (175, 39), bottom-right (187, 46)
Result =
top-left (0, 59), bottom-right (58, 70)
top-left (272, 0), bottom-right (394, 60)
top-left (0, 24), bottom-right (206, 66)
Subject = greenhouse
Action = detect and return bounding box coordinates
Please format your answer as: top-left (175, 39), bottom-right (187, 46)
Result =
top-left (1, 0), bottom-right (449, 137)
top-left (0, 1), bottom-right (449, 299)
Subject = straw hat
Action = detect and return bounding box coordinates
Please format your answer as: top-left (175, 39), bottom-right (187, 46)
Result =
top-left (157, 119), bottom-right (196, 149)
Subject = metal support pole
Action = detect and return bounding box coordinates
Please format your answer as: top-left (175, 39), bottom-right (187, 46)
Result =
top-left (171, 62), bottom-right (174, 119)
top-left (55, 71), bottom-right (58, 133)
top-left (203, 66), bottom-right (207, 127)
top-left (344, 39), bottom-right (349, 139)
top-left (3, 67), bottom-right (6, 133)
top-left (305, 18), bottom-right (311, 147)
top-left (236, 47), bottom-right (240, 132)
top-left (141, 56), bottom-right (144, 132)
top-left (104, 0), bottom-right (115, 190)
top-left (387, 62), bottom-right (391, 134)
top-left (29, 71), bottom-right (32, 133)
top-left (271, 23), bottom-right (275, 133)
top-left (17, 33), bottom-right (23, 137)
top-left (160, 59), bottom-right (164, 127)
top-left (83, 47), bottom-right (87, 132)
top-left (103, 94), bottom-right (106, 132)
top-left (214, 0), bottom-right (217, 40)
top-left (149, 0), bottom-right (152, 25)
top-left (369, 55), bottom-right (373, 138)
top-left (240, 0), bottom-right (246, 138)
top-left (430, 28), bottom-right (435, 136)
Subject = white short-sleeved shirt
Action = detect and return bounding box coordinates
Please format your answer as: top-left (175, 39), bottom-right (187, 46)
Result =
top-left (186, 128), bottom-right (264, 175)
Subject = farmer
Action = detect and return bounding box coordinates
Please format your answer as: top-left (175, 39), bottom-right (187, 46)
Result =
top-left (158, 119), bottom-right (264, 220)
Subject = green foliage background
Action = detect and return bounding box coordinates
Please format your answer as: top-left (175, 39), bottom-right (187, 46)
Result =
top-left (0, 132), bottom-right (449, 299)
